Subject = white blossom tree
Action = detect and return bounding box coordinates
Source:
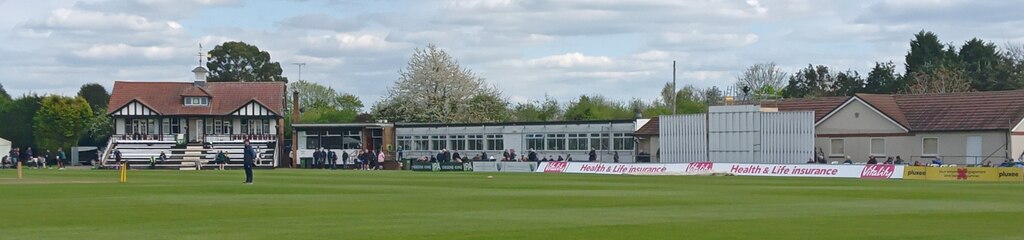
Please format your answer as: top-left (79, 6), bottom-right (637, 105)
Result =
top-left (373, 44), bottom-right (508, 123)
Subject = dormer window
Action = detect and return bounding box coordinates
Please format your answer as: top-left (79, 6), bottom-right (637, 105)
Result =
top-left (184, 96), bottom-right (210, 106)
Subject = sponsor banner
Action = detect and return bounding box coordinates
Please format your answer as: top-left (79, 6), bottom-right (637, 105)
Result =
top-left (500, 162), bottom-right (537, 172)
top-left (472, 162), bottom-right (537, 172)
top-left (906, 166), bottom-right (1021, 182)
top-left (536, 162), bottom-right (904, 179)
top-left (926, 167), bottom-right (998, 181)
top-left (998, 168), bottom-right (1023, 182)
top-left (903, 166), bottom-right (928, 180)
top-left (410, 162), bottom-right (472, 172)
top-left (712, 163), bottom-right (902, 179)
top-left (472, 162), bottom-right (499, 172)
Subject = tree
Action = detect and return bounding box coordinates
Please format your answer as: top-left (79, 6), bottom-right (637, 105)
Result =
top-left (82, 113), bottom-right (112, 147)
top-left (373, 44), bottom-right (507, 123)
top-left (33, 96), bottom-right (92, 151)
top-left (77, 83), bottom-right (109, 113)
top-left (959, 38), bottom-right (1014, 91)
top-left (782, 65), bottom-right (836, 98)
top-left (206, 41), bottom-right (288, 82)
top-left (288, 80), bottom-right (363, 123)
top-left (832, 70), bottom-right (865, 96)
top-left (0, 83), bottom-right (10, 103)
top-left (908, 63), bottom-right (973, 94)
top-left (512, 96), bottom-right (562, 122)
top-left (905, 30), bottom-right (957, 75)
top-left (864, 61), bottom-right (904, 93)
top-left (734, 62), bottom-right (787, 96)
top-left (562, 95), bottom-right (633, 121)
top-left (0, 94), bottom-right (42, 149)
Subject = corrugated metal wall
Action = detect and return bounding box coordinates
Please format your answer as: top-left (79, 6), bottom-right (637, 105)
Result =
top-left (659, 114), bottom-right (707, 163)
top-left (659, 106), bottom-right (814, 164)
top-left (759, 111), bottom-right (815, 164)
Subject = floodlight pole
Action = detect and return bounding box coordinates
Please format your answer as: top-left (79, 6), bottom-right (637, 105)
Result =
top-left (672, 60), bottom-right (676, 115)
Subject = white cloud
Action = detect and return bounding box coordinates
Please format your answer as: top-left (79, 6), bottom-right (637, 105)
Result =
top-left (72, 44), bottom-right (178, 60)
top-left (525, 53), bottom-right (613, 68)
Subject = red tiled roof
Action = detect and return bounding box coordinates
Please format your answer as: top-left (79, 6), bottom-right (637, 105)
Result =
top-left (773, 90), bottom-right (1024, 132)
top-left (856, 93), bottom-right (910, 129)
top-left (107, 81), bottom-right (285, 116)
top-left (762, 96), bottom-right (849, 122)
top-left (891, 90), bottom-right (1024, 131)
top-left (635, 117), bottom-right (659, 136)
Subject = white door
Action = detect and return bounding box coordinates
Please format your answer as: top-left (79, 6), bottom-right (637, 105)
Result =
top-left (193, 119), bottom-right (204, 142)
top-left (966, 136), bottom-right (982, 165)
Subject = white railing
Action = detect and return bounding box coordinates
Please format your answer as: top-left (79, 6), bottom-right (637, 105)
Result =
top-left (100, 138), bottom-right (115, 165)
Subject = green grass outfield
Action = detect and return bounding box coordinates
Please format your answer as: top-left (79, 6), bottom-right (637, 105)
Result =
top-left (1, 169), bottom-right (1023, 240)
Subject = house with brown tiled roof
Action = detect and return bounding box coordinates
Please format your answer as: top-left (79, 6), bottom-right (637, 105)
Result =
top-left (103, 66), bottom-right (286, 169)
top-left (107, 66), bottom-right (285, 143)
top-left (772, 90), bottom-right (1024, 165)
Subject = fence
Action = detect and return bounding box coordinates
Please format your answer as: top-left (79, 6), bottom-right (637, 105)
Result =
top-left (660, 105), bottom-right (814, 164)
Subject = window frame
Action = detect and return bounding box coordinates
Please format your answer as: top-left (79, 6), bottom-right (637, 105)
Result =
top-left (922, 137), bottom-right (939, 156)
top-left (869, 138), bottom-right (885, 157)
top-left (829, 138), bottom-right (845, 157)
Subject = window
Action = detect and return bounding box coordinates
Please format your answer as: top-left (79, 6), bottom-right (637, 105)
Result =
top-left (431, 136), bottom-right (447, 150)
top-left (526, 134), bottom-right (545, 150)
top-left (214, 118), bottom-right (223, 135)
top-left (397, 136), bottom-right (412, 151)
top-left (241, 119), bottom-right (270, 134)
top-left (342, 130), bottom-right (361, 149)
top-left (414, 136), bottom-right (429, 150)
top-left (830, 139), bottom-right (845, 156)
top-left (305, 131), bottom-right (320, 149)
top-left (205, 118), bottom-right (214, 135)
top-left (870, 138), bottom-right (885, 156)
top-left (590, 133), bottom-right (609, 150)
top-left (486, 135), bottom-right (504, 150)
top-left (126, 118), bottom-right (157, 135)
top-left (546, 134), bottom-right (565, 150)
top-left (568, 134), bottom-right (588, 150)
top-left (467, 135), bottom-right (484, 151)
top-left (222, 119), bottom-right (233, 135)
top-left (923, 138), bottom-right (938, 156)
top-left (184, 97), bottom-right (209, 106)
top-left (449, 135), bottom-right (466, 151)
top-left (613, 133), bottom-right (634, 150)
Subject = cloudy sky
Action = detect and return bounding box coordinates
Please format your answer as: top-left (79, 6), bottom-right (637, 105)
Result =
top-left (2, 0), bottom-right (1023, 107)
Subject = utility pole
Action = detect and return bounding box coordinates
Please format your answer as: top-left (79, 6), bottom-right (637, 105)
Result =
top-left (292, 62), bottom-right (306, 82)
top-left (672, 60), bottom-right (677, 115)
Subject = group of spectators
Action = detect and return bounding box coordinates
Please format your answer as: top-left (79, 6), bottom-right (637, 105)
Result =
top-left (312, 147), bottom-right (385, 170)
top-left (414, 148), bottom-right (617, 163)
top-left (2, 147), bottom-right (68, 170)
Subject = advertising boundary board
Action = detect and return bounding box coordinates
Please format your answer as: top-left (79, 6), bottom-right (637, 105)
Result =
top-left (410, 162), bottom-right (473, 172)
top-left (903, 166), bottom-right (1023, 182)
top-left (535, 162), bottom-right (904, 179)
top-left (471, 162), bottom-right (538, 172)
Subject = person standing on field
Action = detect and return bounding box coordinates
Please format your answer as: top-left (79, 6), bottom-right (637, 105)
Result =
top-left (57, 148), bottom-right (67, 170)
top-left (243, 140), bottom-right (255, 184)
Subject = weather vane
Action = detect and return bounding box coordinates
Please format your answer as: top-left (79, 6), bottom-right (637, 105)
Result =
top-left (197, 43), bottom-right (204, 66)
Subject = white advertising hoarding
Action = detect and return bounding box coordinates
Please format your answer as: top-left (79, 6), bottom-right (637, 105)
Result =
top-left (536, 162), bottom-right (903, 179)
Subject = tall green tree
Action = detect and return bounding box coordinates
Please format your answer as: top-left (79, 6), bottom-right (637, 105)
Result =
top-left (512, 96), bottom-right (562, 122)
top-left (373, 44), bottom-right (508, 123)
top-left (77, 83), bottom-right (109, 113)
top-left (0, 94), bottom-right (42, 148)
top-left (908, 63), bottom-right (972, 94)
top-left (206, 41), bottom-right (288, 82)
top-left (782, 65), bottom-right (835, 98)
top-left (33, 96), bottom-right (92, 151)
top-left (905, 30), bottom-right (958, 75)
top-left (959, 38), bottom-right (1014, 90)
top-left (0, 83), bottom-right (10, 103)
top-left (563, 95), bottom-right (633, 121)
top-left (864, 61), bottom-right (904, 93)
top-left (287, 80), bottom-right (363, 123)
top-left (832, 70), bottom-right (865, 96)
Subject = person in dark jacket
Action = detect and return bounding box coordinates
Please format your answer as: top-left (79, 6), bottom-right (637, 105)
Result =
top-left (341, 150), bottom-right (350, 169)
top-left (313, 147), bottom-right (323, 169)
top-left (481, 152), bottom-right (489, 162)
top-left (327, 149), bottom-right (337, 170)
top-left (243, 140), bottom-right (255, 184)
top-left (114, 149), bottom-right (123, 169)
top-left (588, 148), bottom-right (597, 162)
top-left (613, 151), bottom-right (619, 163)
top-left (527, 149), bottom-right (538, 162)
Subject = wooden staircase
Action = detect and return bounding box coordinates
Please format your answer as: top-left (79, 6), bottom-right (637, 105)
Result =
top-left (179, 145), bottom-right (206, 171)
